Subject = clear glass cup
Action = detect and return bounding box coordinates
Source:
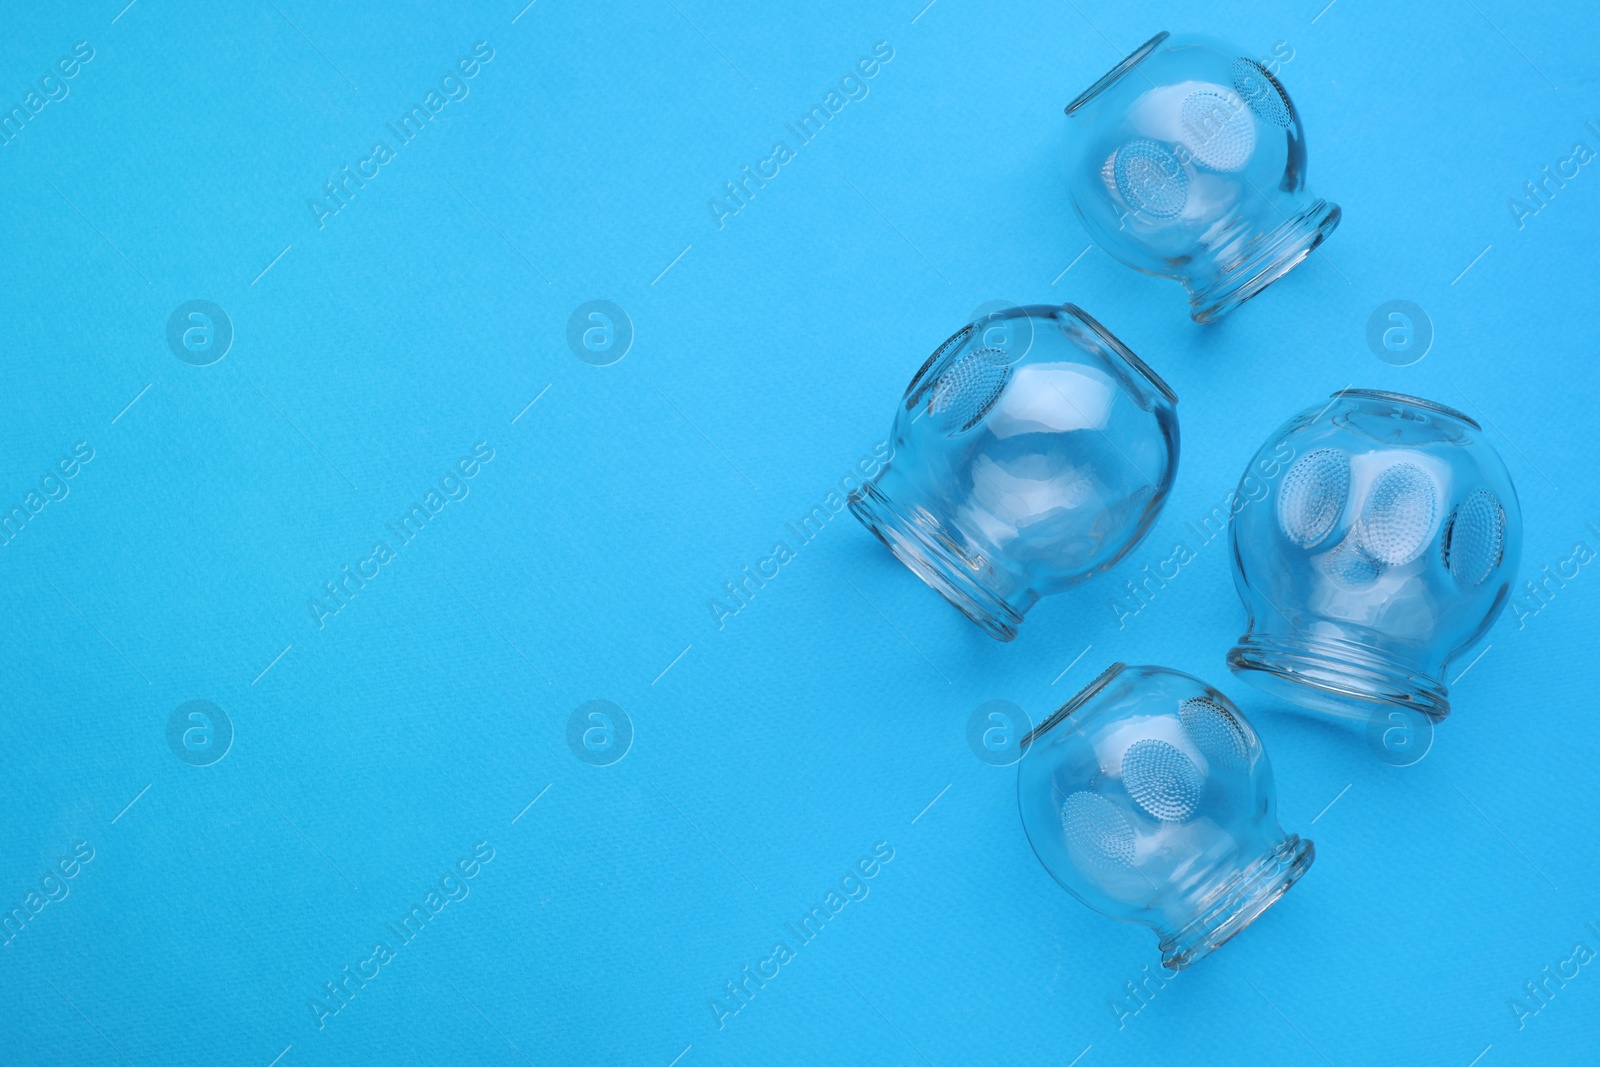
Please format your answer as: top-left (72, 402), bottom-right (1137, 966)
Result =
top-left (848, 304), bottom-right (1178, 641)
top-left (1228, 389), bottom-right (1522, 721)
top-left (1063, 31), bottom-right (1341, 322)
top-left (1018, 663), bottom-right (1313, 969)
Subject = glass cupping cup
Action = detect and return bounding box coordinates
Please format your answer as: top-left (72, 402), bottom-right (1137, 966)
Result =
top-left (1018, 664), bottom-right (1314, 969)
top-left (1228, 390), bottom-right (1521, 722)
top-left (1063, 31), bottom-right (1341, 322)
top-left (849, 304), bottom-right (1178, 641)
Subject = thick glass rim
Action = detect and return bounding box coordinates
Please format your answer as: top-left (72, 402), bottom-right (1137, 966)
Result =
top-left (1062, 304), bottom-right (1179, 405)
top-left (1065, 31), bottom-right (1169, 116)
top-left (1336, 388), bottom-right (1480, 431)
top-left (1020, 662), bottom-right (1125, 750)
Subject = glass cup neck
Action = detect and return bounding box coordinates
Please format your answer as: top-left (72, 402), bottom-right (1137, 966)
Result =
top-left (1157, 835), bottom-right (1313, 970)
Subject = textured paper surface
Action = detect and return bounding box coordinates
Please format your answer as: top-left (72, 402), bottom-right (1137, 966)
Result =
top-left (0, 1), bottom-right (1595, 1064)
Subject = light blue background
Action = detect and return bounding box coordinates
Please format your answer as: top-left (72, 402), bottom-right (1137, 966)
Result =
top-left (1, 0), bottom-right (1596, 1064)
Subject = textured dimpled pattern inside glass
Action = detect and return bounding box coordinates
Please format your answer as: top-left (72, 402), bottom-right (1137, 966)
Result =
top-left (1232, 56), bottom-right (1293, 128)
top-left (1277, 447), bottom-right (1349, 548)
top-left (1179, 696), bottom-right (1251, 768)
top-left (1061, 791), bottom-right (1138, 872)
top-left (1355, 462), bottom-right (1436, 566)
top-left (1018, 664), bottom-right (1314, 970)
top-left (1121, 739), bottom-right (1204, 822)
top-left (1444, 489), bottom-right (1507, 587)
top-left (929, 347), bottom-right (1011, 434)
top-left (1063, 32), bottom-right (1341, 322)
top-left (848, 304), bottom-right (1179, 641)
top-left (1228, 390), bottom-right (1522, 722)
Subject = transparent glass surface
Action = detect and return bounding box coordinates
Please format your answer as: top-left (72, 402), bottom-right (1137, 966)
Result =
top-left (848, 304), bottom-right (1178, 641)
top-left (1063, 31), bottom-right (1341, 322)
top-left (1228, 389), bottom-right (1522, 721)
top-left (1017, 663), bottom-right (1313, 969)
